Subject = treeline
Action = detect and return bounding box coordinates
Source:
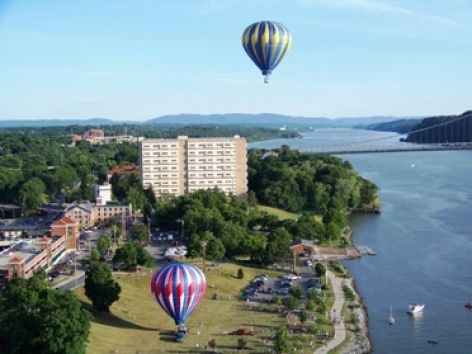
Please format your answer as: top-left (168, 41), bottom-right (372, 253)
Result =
top-left (248, 147), bottom-right (378, 213)
top-left (154, 189), bottom-right (352, 265)
top-left (2, 124), bottom-right (300, 143)
top-left (361, 119), bottom-right (421, 134)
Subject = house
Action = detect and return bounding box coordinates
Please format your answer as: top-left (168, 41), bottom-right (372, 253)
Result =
top-left (290, 239), bottom-right (317, 257)
top-left (50, 216), bottom-right (79, 250)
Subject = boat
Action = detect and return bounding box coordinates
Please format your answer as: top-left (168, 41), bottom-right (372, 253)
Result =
top-left (408, 303), bottom-right (425, 314)
top-left (427, 340), bottom-right (439, 345)
top-left (465, 302), bottom-right (472, 309)
top-left (388, 305), bottom-right (395, 325)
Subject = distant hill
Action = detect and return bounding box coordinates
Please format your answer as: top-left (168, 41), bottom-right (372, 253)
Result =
top-left (144, 113), bottom-right (402, 129)
top-left (0, 113), bottom-right (409, 129)
top-left (0, 118), bottom-right (117, 128)
top-left (361, 118), bottom-right (422, 134)
top-left (405, 111), bottom-right (472, 143)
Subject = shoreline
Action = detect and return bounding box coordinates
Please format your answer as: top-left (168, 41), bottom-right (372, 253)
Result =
top-left (346, 276), bottom-right (372, 353)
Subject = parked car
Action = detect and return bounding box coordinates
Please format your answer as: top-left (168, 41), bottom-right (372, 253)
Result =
top-left (283, 274), bottom-right (301, 281)
top-left (305, 259), bottom-right (313, 266)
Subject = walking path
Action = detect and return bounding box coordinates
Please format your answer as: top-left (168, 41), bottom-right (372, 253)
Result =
top-left (314, 270), bottom-right (347, 354)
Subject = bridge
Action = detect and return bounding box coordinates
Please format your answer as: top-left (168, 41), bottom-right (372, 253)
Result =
top-left (314, 143), bottom-right (472, 155)
top-left (305, 115), bottom-right (472, 155)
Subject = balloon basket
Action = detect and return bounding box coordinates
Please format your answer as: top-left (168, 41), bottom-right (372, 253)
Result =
top-left (264, 75), bottom-right (270, 84)
top-left (175, 325), bottom-right (188, 343)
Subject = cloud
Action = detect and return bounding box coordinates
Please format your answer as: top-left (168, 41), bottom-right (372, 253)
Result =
top-left (301, 0), bottom-right (467, 28)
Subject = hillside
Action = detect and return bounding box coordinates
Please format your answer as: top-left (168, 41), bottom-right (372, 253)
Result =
top-left (361, 118), bottom-right (421, 134)
top-left (145, 113), bottom-right (402, 129)
top-left (405, 111), bottom-right (472, 143)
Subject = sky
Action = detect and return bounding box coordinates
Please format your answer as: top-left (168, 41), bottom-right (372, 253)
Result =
top-left (0, 0), bottom-right (471, 120)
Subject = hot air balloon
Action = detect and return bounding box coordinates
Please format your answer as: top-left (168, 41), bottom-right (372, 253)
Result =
top-left (242, 21), bottom-right (292, 83)
top-left (151, 263), bottom-right (206, 328)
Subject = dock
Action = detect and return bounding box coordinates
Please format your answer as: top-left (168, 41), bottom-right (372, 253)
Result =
top-left (356, 245), bottom-right (377, 256)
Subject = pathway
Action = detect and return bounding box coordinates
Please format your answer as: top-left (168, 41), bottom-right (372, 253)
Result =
top-left (314, 270), bottom-right (347, 354)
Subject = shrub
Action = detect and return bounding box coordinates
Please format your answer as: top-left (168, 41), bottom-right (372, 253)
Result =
top-left (237, 268), bottom-right (245, 279)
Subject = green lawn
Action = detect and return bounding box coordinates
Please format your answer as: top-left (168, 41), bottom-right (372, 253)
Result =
top-left (76, 263), bottom-right (287, 354)
top-left (256, 205), bottom-right (299, 220)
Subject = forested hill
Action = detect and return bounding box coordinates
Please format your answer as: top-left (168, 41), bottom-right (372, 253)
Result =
top-left (361, 118), bottom-right (421, 134)
top-left (405, 110), bottom-right (472, 143)
top-left (248, 147), bottom-right (378, 214)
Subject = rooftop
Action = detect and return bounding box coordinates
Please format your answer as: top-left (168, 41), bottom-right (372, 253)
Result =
top-left (51, 216), bottom-right (78, 227)
top-left (142, 135), bottom-right (243, 143)
top-left (0, 239), bottom-right (44, 268)
top-left (0, 216), bottom-right (56, 231)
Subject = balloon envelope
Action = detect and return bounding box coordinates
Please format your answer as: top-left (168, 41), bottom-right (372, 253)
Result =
top-left (151, 263), bottom-right (206, 325)
top-left (242, 21), bottom-right (292, 83)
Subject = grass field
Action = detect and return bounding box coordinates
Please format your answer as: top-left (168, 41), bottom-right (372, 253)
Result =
top-left (76, 263), bottom-right (287, 354)
top-left (256, 205), bottom-right (299, 220)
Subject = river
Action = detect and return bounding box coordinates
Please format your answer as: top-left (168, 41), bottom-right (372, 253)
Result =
top-left (250, 130), bottom-right (472, 353)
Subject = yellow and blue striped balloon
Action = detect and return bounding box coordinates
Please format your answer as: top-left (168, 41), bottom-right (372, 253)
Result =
top-left (242, 21), bottom-right (292, 83)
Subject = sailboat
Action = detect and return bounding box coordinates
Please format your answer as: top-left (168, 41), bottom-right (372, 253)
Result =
top-left (388, 305), bottom-right (395, 325)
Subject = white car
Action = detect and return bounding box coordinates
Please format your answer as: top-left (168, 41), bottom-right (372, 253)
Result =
top-left (283, 274), bottom-right (301, 281)
top-left (305, 259), bottom-right (313, 267)
top-left (167, 234), bottom-right (174, 241)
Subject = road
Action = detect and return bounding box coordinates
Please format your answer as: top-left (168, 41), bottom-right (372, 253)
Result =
top-left (54, 270), bottom-right (86, 291)
top-left (314, 270), bottom-right (347, 354)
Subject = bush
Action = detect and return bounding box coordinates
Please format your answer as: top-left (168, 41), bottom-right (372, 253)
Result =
top-left (273, 295), bottom-right (282, 306)
top-left (343, 284), bottom-right (355, 300)
top-left (237, 338), bottom-right (247, 350)
top-left (283, 295), bottom-right (299, 310)
top-left (237, 268), bottom-right (244, 279)
top-left (315, 263), bottom-right (326, 277)
top-left (306, 300), bottom-right (315, 311)
top-left (299, 310), bottom-right (308, 323)
top-left (289, 286), bottom-right (302, 300)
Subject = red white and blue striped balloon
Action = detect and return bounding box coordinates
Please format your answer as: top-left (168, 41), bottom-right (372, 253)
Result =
top-left (151, 263), bottom-right (206, 325)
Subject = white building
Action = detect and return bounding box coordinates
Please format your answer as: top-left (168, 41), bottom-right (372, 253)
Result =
top-left (95, 182), bottom-right (112, 206)
top-left (139, 136), bottom-right (247, 198)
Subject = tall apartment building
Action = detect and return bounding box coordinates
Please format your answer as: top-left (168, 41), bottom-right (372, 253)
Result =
top-left (140, 136), bottom-right (247, 197)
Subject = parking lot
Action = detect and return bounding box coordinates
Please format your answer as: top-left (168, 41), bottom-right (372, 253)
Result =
top-left (242, 267), bottom-right (323, 303)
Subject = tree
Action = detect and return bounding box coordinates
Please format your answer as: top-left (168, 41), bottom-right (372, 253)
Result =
top-left (0, 277), bottom-right (91, 354)
top-left (90, 248), bottom-right (100, 263)
top-left (315, 263), bottom-right (326, 277)
top-left (247, 190), bottom-right (258, 206)
top-left (97, 235), bottom-right (111, 254)
top-left (208, 338), bottom-right (216, 350)
top-left (85, 260), bottom-right (121, 312)
top-left (237, 267), bottom-right (245, 279)
top-left (273, 327), bottom-right (290, 354)
top-left (113, 242), bottom-right (154, 271)
top-left (18, 177), bottom-right (47, 215)
top-left (128, 186), bottom-right (146, 212)
top-left (130, 223), bottom-right (149, 244)
top-left (263, 227), bottom-right (292, 264)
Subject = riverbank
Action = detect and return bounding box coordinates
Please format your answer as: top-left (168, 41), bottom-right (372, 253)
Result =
top-left (326, 263), bottom-right (371, 354)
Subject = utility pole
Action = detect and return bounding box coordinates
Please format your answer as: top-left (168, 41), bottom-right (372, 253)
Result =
top-left (201, 240), bottom-right (208, 270)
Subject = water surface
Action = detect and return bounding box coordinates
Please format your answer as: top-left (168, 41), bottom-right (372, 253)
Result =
top-left (251, 130), bottom-right (472, 353)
